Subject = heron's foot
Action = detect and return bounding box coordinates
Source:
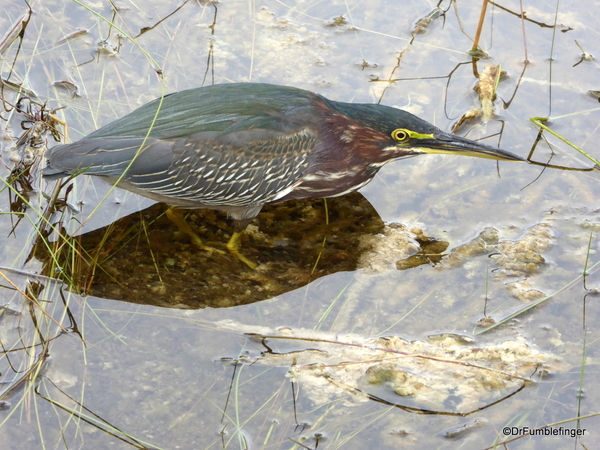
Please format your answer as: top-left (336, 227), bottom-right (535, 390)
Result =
top-left (166, 208), bottom-right (257, 268)
top-left (226, 231), bottom-right (258, 270)
top-left (165, 208), bottom-right (226, 255)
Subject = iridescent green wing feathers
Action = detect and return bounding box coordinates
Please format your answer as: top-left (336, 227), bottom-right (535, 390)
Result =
top-left (87, 83), bottom-right (321, 139)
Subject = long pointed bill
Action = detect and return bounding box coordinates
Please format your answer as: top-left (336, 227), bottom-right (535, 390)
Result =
top-left (414, 131), bottom-right (524, 162)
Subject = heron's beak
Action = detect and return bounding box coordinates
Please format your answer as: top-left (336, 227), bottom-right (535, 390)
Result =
top-left (415, 131), bottom-right (524, 162)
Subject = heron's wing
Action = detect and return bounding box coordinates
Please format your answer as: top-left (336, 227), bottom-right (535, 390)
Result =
top-left (46, 83), bottom-right (328, 205)
top-left (87, 83), bottom-right (323, 139)
top-left (135, 129), bottom-right (316, 206)
top-left (46, 127), bottom-right (317, 207)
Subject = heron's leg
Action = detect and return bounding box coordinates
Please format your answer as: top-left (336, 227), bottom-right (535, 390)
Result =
top-left (226, 219), bottom-right (257, 269)
top-left (165, 207), bottom-right (225, 254)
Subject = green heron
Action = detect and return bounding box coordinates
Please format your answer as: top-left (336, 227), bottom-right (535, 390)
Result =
top-left (45, 82), bottom-right (523, 268)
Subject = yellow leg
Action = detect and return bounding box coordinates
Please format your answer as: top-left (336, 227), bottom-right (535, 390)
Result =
top-left (226, 231), bottom-right (257, 270)
top-left (165, 207), bottom-right (225, 254)
top-left (166, 207), bottom-right (258, 269)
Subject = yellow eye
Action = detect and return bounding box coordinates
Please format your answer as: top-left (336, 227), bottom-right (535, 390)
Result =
top-left (391, 128), bottom-right (410, 142)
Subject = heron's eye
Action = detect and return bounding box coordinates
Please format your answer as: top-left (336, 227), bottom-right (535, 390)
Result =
top-left (391, 128), bottom-right (410, 142)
